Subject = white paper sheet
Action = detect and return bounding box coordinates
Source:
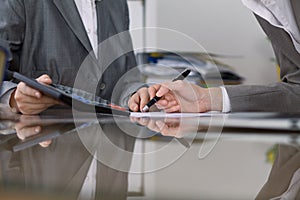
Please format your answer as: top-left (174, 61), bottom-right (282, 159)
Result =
top-left (130, 111), bottom-right (223, 118)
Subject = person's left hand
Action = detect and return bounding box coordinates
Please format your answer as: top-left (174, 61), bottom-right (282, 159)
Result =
top-left (10, 74), bottom-right (61, 115)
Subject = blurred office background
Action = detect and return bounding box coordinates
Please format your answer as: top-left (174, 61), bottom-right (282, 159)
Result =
top-left (128, 0), bottom-right (278, 85)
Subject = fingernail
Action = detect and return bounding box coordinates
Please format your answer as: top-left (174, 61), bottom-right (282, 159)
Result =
top-left (35, 126), bottom-right (41, 133)
top-left (156, 121), bottom-right (164, 128)
top-left (35, 92), bottom-right (41, 98)
top-left (156, 91), bottom-right (162, 97)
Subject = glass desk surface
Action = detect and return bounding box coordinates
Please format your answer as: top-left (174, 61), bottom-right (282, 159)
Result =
top-left (0, 105), bottom-right (300, 200)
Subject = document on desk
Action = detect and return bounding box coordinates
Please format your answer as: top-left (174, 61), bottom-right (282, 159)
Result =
top-left (130, 111), bottom-right (223, 118)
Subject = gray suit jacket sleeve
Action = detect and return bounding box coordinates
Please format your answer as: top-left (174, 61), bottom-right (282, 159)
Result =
top-left (0, 0), bottom-right (25, 105)
top-left (225, 14), bottom-right (300, 112)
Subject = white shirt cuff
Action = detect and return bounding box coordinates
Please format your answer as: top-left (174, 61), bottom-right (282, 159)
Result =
top-left (220, 87), bottom-right (231, 113)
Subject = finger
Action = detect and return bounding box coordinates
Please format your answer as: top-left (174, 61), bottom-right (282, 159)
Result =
top-left (129, 117), bottom-right (149, 128)
top-left (156, 120), bottom-right (166, 130)
top-left (128, 93), bottom-right (140, 112)
top-left (147, 119), bottom-right (161, 133)
top-left (16, 126), bottom-right (41, 140)
top-left (155, 85), bottom-right (170, 98)
top-left (16, 82), bottom-right (42, 99)
top-left (139, 90), bottom-right (150, 112)
top-left (148, 85), bottom-right (160, 99)
top-left (165, 105), bottom-right (181, 113)
top-left (156, 121), bottom-right (181, 137)
top-left (164, 117), bottom-right (181, 124)
top-left (128, 87), bottom-right (150, 112)
top-left (16, 93), bottom-right (60, 105)
top-left (156, 100), bottom-right (178, 112)
top-left (36, 74), bottom-right (52, 85)
top-left (138, 117), bottom-right (150, 126)
top-left (130, 116), bottom-right (138, 123)
top-left (164, 93), bottom-right (176, 101)
top-left (17, 75), bottom-right (52, 99)
top-left (155, 104), bottom-right (163, 110)
top-left (130, 116), bottom-right (150, 126)
top-left (17, 99), bottom-right (58, 115)
top-left (19, 115), bottom-right (43, 126)
top-left (164, 100), bottom-right (179, 110)
top-left (155, 120), bottom-right (172, 136)
top-left (17, 103), bottom-right (55, 115)
top-left (39, 140), bottom-right (52, 148)
top-left (157, 81), bottom-right (189, 98)
top-left (156, 99), bottom-right (177, 108)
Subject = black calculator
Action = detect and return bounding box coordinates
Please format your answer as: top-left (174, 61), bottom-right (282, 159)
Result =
top-left (7, 71), bottom-right (130, 116)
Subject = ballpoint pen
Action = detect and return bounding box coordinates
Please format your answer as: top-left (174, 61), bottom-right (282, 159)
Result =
top-left (142, 68), bottom-right (191, 112)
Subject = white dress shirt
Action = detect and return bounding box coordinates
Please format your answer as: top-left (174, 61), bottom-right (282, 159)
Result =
top-left (220, 86), bottom-right (231, 113)
top-left (242, 0), bottom-right (300, 54)
top-left (75, 0), bottom-right (98, 57)
top-left (222, 0), bottom-right (300, 113)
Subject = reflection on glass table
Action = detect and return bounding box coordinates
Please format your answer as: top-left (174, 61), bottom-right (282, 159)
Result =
top-left (1, 105), bottom-right (300, 199)
top-left (0, 110), bottom-right (136, 200)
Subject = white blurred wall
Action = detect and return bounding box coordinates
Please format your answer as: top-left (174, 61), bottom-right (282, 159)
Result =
top-left (130, 0), bottom-right (278, 85)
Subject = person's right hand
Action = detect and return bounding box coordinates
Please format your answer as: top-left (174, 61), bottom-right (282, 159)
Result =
top-left (10, 74), bottom-right (61, 115)
top-left (152, 81), bottom-right (223, 113)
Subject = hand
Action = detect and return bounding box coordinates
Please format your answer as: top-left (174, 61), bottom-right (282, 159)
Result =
top-left (128, 87), bottom-right (159, 112)
top-left (15, 115), bottom-right (52, 148)
top-left (130, 116), bottom-right (200, 138)
top-left (10, 74), bottom-right (61, 115)
top-left (152, 81), bottom-right (223, 113)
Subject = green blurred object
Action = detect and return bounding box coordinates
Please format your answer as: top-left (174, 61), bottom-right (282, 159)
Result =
top-left (0, 47), bottom-right (8, 91)
top-left (266, 144), bottom-right (278, 164)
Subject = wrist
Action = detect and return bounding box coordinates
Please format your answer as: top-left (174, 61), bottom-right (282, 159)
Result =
top-left (206, 87), bottom-right (223, 111)
top-left (9, 90), bottom-right (19, 113)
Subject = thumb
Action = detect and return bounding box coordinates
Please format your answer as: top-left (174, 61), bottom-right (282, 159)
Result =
top-left (156, 81), bottom-right (184, 97)
top-left (36, 74), bottom-right (52, 85)
top-left (156, 85), bottom-right (171, 98)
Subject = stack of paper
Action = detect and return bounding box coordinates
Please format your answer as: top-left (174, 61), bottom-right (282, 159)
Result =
top-left (136, 52), bottom-right (244, 87)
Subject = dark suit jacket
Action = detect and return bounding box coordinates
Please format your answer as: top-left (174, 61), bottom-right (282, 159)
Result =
top-left (0, 0), bottom-right (141, 106)
top-left (256, 144), bottom-right (300, 199)
top-left (226, 0), bottom-right (300, 112)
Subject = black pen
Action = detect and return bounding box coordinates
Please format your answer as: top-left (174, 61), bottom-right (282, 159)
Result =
top-left (142, 69), bottom-right (191, 112)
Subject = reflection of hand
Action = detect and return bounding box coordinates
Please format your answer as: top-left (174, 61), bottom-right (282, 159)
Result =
top-left (10, 75), bottom-right (61, 115)
top-left (131, 116), bottom-right (199, 138)
top-left (14, 115), bottom-right (52, 147)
